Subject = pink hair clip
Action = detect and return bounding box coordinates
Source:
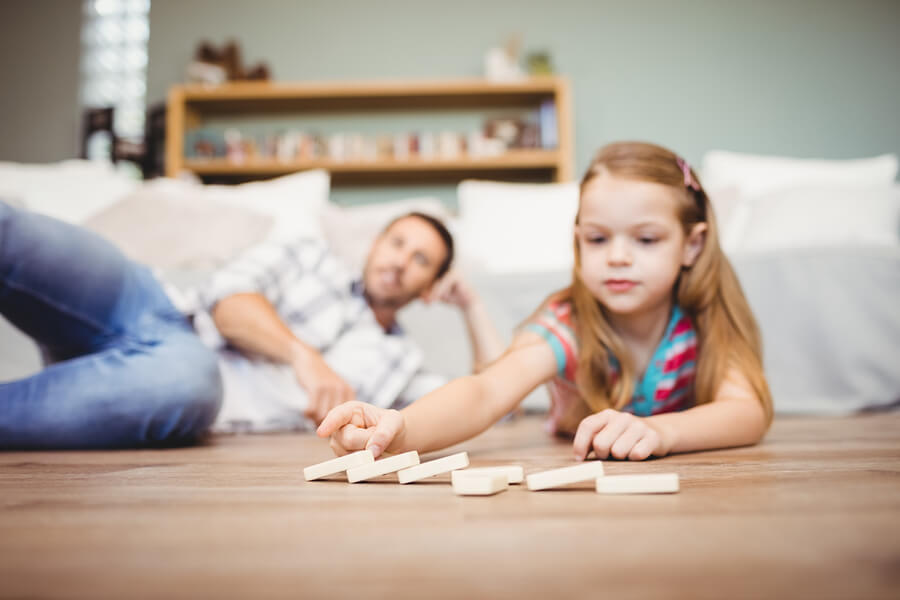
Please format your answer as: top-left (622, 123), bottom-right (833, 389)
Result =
top-left (676, 157), bottom-right (700, 191)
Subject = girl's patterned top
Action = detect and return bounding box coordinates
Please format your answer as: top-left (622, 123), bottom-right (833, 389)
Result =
top-left (525, 301), bottom-right (697, 417)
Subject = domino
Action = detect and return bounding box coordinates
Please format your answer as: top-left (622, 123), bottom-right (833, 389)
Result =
top-left (397, 452), bottom-right (469, 484)
top-left (450, 465), bottom-right (524, 485)
top-left (595, 473), bottom-right (679, 494)
top-left (451, 473), bottom-right (508, 496)
top-left (346, 451), bottom-right (420, 483)
top-left (303, 450), bottom-right (374, 481)
top-left (525, 461), bottom-right (605, 491)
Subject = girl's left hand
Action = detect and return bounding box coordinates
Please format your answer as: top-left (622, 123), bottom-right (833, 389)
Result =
top-left (573, 409), bottom-right (668, 461)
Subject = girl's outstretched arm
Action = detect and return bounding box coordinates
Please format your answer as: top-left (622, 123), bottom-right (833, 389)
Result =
top-left (317, 334), bottom-right (558, 457)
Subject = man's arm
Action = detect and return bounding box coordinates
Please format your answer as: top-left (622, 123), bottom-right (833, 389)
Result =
top-left (212, 292), bottom-right (355, 424)
top-left (205, 227), bottom-right (359, 426)
top-left (424, 270), bottom-right (506, 373)
top-left (211, 292), bottom-right (305, 364)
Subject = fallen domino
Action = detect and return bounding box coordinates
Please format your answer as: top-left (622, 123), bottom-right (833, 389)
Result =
top-left (525, 461), bottom-right (605, 491)
top-left (451, 473), bottom-right (508, 496)
top-left (595, 473), bottom-right (679, 494)
top-left (346, 451), bottom-right (420, 483)
top-left (397, 451), bottom-right (469, 484)
top-left (303, 450), bottom-right (374, 481)
top-left (450, 465), bottom-right (524, 485)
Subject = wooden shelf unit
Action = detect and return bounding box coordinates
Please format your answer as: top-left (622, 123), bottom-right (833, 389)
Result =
top-left (166, 77), bottom-right (573, 184)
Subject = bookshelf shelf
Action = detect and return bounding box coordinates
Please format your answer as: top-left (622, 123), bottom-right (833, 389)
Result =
top-left (166, 77), bottom-right (573, 184)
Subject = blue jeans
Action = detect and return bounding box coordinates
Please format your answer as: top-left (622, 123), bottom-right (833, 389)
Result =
top-left (0, 201), bottom-right (222, 449)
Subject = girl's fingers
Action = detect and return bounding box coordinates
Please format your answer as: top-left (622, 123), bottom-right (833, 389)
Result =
top-left (590, 413), bottom-right (632, 460)
top-left (316, 401), bottom-right (366, 437)
top-left (348, 407), bottom-right (368, 429)
top-left (329, 436), bottom-right (348, 456)
top-left (572, 410), bottom-right (615, 460)
top-left (609, 422), bottom-right (645, 460)
top-left (331, 423), bottom-right (371, 452)
top-left (628, 434), bottom-right (658, 461)
top-left (364, 410), bottom-right (403, 458)
top-left (321, 392), bottom-right (348, 424)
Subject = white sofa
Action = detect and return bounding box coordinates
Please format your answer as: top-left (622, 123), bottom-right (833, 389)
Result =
top-left (2, 154), bottom-right (899, 415)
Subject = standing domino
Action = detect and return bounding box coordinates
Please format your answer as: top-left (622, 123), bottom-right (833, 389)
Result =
top-left (452, 473), bottom-right (508, 496)
top-left (346, 451), bottom-right (420, 483)
top-left (303, 450), bottom-right (374, 481)
top-left (526, 461), bottom-right (605, 491)
top-left (596, 473), bottom-right (679, 494)
top-left (397, 452), bottom-right (469, 484)
top-left (451, 465), bottom-right (524, 485)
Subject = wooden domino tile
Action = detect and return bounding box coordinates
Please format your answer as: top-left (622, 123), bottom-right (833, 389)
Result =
top-left (397, 452), bottom-right (469, 484)
top-left (450, 465), bottom-right (524, 485)
top-left (451, 473), bottom-right (508, 496)
top-left (525, 461), bottom-right (605, 491)
top-left (303, 450), bottom-right (374, 481)
top-left (346, 451), bottom-right (420, 483)
top-left (595, 473), bottom-right (680, 494)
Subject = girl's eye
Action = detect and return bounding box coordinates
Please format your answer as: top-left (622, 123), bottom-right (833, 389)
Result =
top-left (585, 236), bottom-right (607, 244)
top-left (638, 236), bottom-right (658, 245)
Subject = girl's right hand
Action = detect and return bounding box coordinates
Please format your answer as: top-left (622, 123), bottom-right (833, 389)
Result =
top-left (315, 401), bottom-right (406, 459)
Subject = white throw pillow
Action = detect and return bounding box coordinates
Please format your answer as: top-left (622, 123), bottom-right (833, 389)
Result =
top-left (704, 185), bottom-right (744, 250)
top-left (457, 179), bottom-right (579, 273)
top-left (729, 185), bottom-right (900, 254)
top-left (83, 168), bottom-right (330, 272)
top-left (319, 197), bottom-right (452, 271)
top-left (700, 150), bottom-right (898, 199)
top-left (0, 159), bottom-right (140, 224)
top-left (84, 181), bottom-right (274, 270)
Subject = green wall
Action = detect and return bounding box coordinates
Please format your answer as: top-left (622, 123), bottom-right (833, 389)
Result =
top-left (2, 0), bottom-right (897, 199)
top-left (146, 0), bottom-right (900, 204)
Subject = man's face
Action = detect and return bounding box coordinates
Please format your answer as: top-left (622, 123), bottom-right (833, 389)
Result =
top-left (363, 216), bottom-right (447, 309)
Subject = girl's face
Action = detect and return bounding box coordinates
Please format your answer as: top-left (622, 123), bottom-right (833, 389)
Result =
top-left (576, 173), bottom-right (705, 318)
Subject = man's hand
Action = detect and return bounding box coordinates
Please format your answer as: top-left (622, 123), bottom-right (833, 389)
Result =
top-left (423, 269), bottom-right (475, 310)
top-left (291, 346), bottom-right (356, 426)
top-left (316, 401), bottom-right (406, 458)
top-left (572, 409), bottom-right (671, 461)
top-left (423, 269), bottom-right (506, 374)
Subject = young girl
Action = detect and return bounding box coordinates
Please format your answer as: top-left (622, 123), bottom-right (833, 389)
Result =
top-left (317, 141), bottom-right (773, 461)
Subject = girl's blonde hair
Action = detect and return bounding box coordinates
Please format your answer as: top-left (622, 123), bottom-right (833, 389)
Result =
top-left (544, 141), bottom-right (772, 424)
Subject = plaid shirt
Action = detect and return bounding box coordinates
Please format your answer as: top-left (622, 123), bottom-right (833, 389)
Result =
top-left (186, 237), bottom-right (444, 432)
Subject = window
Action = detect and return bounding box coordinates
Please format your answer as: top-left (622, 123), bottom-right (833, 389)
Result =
top-left (79, 0), bottom-right (150, 142)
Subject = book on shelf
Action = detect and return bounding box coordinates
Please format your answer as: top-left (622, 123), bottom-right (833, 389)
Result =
top-left (539, 99), bottom-right (558, 149)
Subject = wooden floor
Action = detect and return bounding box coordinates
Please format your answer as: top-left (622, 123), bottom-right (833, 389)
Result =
top-left (1, 414), bottom-right (899, 599)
